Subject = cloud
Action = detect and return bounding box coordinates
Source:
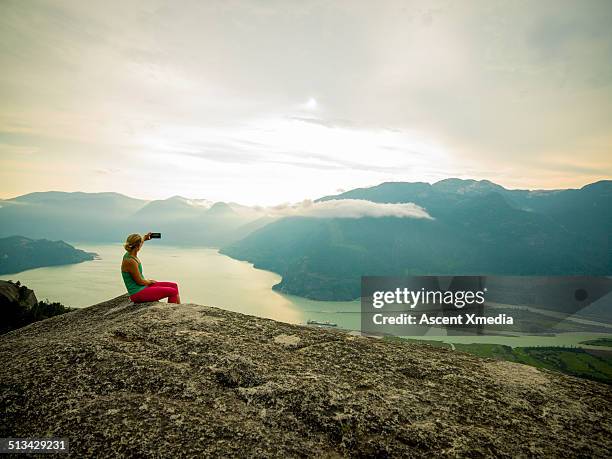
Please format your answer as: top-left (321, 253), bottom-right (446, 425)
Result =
top-left (262, 199), bottom-right (433, 219)
top-left (1, 0), bottom-right (610, 201)
top-left (0, 143), bottom-right (39, 155)
top-left (299, 97), bottom-right (318, 111)
top-left (94, 168), bottom-right (120, 175)
top-left (150, 117), bottom-right (446, 174)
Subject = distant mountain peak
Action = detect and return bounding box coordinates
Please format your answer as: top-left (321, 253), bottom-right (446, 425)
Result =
top-left (581, 180), bottom-right (612, 193)
top-left (8, 190), bottom-right (145, 205)
top-left (206, 202), bottom-right (237, 216)
top-left (165, 195), bottom-right (212, 208)
top-left (432, 178), bottom-right (506, 194)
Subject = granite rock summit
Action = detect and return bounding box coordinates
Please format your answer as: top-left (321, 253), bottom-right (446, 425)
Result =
top-left (1, 295), bottom-right (610, 457)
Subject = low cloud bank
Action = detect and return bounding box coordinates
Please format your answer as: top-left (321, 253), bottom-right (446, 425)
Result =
top-left (262, 199), bottom-right (433, 219)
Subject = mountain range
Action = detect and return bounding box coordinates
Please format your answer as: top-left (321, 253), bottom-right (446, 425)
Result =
top-left (222, 179), bottom-right (612, 300)
top-left (0, 192), bottom-right (271, 246)
top-left (1, 179), bottom-right (610, 300)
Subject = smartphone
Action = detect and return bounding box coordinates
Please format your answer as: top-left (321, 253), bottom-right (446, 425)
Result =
top-left (150, 232), bottom-right (161, 239)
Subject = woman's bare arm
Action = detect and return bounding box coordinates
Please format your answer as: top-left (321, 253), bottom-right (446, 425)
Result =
top-left (124, 258), bottom-right (153, 286)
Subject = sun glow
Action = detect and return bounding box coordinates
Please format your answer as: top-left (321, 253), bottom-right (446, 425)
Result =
top-left (130, 114), bottom-right (454, 204)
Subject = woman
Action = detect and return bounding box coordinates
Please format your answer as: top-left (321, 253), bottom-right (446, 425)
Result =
top-left (121, 232), bottom-right (181, 304)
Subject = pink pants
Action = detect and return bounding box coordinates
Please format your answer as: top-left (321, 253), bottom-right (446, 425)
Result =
top-left (130, 281), bottom-right (180, 304)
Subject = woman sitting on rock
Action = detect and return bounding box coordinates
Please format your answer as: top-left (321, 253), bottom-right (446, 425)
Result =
top-left (121, 233), bottom-right (181, 304)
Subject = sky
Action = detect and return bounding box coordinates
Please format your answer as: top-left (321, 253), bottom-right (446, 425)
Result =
top-left (1, 0), bottom-right (611, 205)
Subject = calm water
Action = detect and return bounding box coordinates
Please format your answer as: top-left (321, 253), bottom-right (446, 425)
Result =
top-left (1, 243), bottom-right (610, 348)
top-left (0, 243), bottom-right (361, 328)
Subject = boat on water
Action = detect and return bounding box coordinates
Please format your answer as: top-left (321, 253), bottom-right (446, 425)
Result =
top-left (306, 319), bottom-right (338, 327)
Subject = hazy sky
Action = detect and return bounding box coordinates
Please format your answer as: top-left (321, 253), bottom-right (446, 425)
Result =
top-left (1, 0), bottom-right (611, 205)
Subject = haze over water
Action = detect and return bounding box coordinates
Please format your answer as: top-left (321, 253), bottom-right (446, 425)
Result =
top-left (2, 243), bottom-right (610, 350)
top-left (0, 243), bottom-right (361, 328)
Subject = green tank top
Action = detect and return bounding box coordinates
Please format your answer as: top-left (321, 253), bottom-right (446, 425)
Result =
top-left (121, 252), bottom-right (146, 296)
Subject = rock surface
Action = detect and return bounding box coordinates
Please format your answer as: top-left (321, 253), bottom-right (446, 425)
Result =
top-left (0, 280), bottom-right (37, 308)
top-left (0, 295), bottom-right (610, 457)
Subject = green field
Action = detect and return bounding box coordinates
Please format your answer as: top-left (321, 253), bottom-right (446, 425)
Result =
top-left (580, 338), bottom-right (612, 347)
top-left (392, 337), bottom-right (612, 385)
